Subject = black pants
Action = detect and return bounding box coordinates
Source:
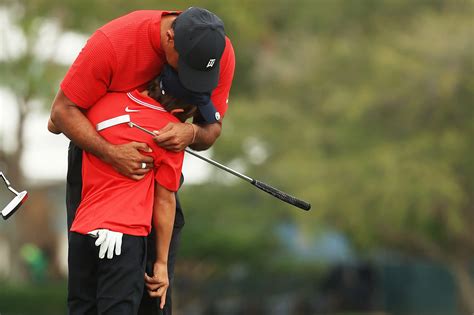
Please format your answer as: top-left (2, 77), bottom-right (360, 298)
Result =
top-left (68, 232), bottom-right (146, 314)
top-left (66, 142), bottom-right (185, 315)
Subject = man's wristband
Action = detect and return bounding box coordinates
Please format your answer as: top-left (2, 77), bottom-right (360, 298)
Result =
top-left (187, 123), bottom-right (197, 144)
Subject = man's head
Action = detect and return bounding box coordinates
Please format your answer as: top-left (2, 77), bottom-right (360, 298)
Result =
top-left (147, 65), bottom-right (220, 124)
top-left (162, 7), bottom-right (226, 93)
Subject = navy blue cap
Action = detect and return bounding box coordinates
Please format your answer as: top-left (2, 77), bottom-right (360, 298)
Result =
top-left (174, 7), bottom-right (226, 93)
top-left (160, 65), bottom-right (220, 124)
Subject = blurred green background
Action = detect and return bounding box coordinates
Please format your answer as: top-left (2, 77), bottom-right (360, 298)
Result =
top-left (0, 0), bottom-right (473, 314)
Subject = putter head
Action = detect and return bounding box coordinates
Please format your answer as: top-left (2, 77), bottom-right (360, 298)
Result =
top-left (1, 190), bottom-right (28, 220)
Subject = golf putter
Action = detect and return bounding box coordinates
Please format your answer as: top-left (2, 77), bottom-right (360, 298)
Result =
top-left (95, 115), bottom-right (311, 211)
top-left (127, 122), bottom-right (312, 211)
top-left (0, 172), bottom-right (28, 220)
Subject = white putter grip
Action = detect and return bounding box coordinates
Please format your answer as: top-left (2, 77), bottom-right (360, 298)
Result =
top-left (96, 115), bottom-right (131, 131)
top-left (2, 191), bottom-right (28, 220)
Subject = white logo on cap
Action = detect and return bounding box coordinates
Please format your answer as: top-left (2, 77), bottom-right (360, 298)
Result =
top-left (207, 59), bottom-right (216, 68)
top-left (215, 112), bottom-right (221, 121)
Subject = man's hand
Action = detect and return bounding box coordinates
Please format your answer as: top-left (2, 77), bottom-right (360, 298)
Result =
top-left (103, 142), bottom-right (154, 180)
top-left (50, 89), bottom-right (154, 181)
top-left (88, 229), bottom-right (123, 259)
top-left (144, 262), bottom-right (169, 309)
top-left (153, 122), bottom-right (194, 152)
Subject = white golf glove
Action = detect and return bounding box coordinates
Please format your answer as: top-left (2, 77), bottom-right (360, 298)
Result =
top-left (88, 229), bottom-right (123, 259)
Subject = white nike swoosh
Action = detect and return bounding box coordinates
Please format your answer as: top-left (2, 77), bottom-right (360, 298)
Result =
top-left (125, 106), bottom-right (140, 113)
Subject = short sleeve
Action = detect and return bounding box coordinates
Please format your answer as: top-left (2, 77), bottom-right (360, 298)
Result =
top-left (210, 37), bottom-right (235, 119)
top-left (60, 30), bottom-right (116, 109)
top-left (154, 150), bottom-right (184, 192)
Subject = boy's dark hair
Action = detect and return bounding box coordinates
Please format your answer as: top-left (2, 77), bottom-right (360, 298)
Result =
top-left (147, 76), bottom-right (196, 122)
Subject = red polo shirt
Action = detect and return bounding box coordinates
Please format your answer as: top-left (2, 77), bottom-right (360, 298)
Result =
top-left (61, 10), bottom-right (235, 119)
top-left (70, 90), bottom-right (183, 236)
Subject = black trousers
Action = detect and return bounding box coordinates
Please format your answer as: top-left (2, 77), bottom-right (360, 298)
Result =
top-left (68, 232), bottom-right (146, 315)
top-left (66, 142), bottom-right (185, 315)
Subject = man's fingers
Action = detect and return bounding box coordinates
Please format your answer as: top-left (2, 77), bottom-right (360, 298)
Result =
top-left (133, 168), bottom-right (150, 175)
top-left (136, 162), bottom-right (153, 170)
top-left (153, 133), bottom-right (174, 145)
top-left (130, 174), bottom-right (146, 181)
top-left (151, 122), bottom-right (189, 152)
top-left (107, 141), bottom-right (156, 180)
top-left (131, 141), bottom-right (153, 154)
top-left (144, 162), bottom-right (153, 168)
top-left (123, 142), bottom-right (153, 162)
top-left (154, 138), bottom-right (175, 147)
top-left (157, 123), bottom-right (173, 134)
top-left (154, 139), bottom-right (182, 151)
top-left (129, 167), bottom-right (151, 181)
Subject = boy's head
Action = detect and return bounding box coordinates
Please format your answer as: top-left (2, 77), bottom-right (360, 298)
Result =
top-left (147, 65), bottom-right (220, 124)
top-left (147, 68), bottom-right (195, 122)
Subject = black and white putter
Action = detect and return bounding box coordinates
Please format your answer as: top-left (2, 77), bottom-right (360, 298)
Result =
top-left (1, 172), bottom-right (28, 220)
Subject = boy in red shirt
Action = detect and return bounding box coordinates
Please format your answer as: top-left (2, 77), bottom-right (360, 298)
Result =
top-left (64, 65), bottom-right (213, 314)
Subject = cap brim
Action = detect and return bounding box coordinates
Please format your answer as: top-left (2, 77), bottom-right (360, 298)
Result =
top-left (198, 100), bottom-right (220, 124)
top-left (178, 58), bottom-right (220, 93)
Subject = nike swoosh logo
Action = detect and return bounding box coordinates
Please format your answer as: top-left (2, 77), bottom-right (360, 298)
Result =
top-left (125, 106), bottom-right (140, 113)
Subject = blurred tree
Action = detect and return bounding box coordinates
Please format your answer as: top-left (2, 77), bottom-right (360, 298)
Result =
top-left (0, 5), bottom-right (64, 184)
top-left (204, 0), bottom-right (474, 312)
top-left (0, 3), bottom-right (68, 280)
top-left (261, 4), bottom-right (474, 313)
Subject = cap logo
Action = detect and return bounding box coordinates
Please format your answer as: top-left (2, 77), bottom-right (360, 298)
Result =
top-left (206, 59), bottom-right (216, 68)
top-left (215, 112), bottom-right (221, 121)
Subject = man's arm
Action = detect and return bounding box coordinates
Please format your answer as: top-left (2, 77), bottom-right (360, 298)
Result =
top-left (47, 118), bottom-right (61, 135)
top-left (191, 122), bottom-right (222, 150)
top-left (50, 89), bottom-right (154, 180)
top-left (144, 182), bottom-right (176, 309)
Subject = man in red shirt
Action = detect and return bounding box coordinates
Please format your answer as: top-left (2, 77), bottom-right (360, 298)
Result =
top-left (49, 7), bottom-right (235, 315)
top-left (66, 65), bottom-right (208, 314)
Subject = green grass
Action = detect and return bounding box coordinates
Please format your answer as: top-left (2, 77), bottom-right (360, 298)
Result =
top-left (0, 282), bottom-right (67, 315)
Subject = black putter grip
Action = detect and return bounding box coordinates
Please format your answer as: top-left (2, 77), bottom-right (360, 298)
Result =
top-left (252, 180), bottom-right (311, 211)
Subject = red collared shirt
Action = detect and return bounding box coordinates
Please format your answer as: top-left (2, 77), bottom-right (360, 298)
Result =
top-left (71, 90), bottom-right (183, 236)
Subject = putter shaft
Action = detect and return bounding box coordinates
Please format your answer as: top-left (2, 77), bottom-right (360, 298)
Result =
top-left (128, 122), bottom-right (253, 182)
top-left (128, 122), bottom-right (155, 136)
